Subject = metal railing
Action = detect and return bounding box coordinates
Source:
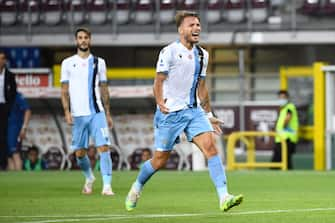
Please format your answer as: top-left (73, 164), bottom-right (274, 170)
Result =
top-left (226, 131), bottom-right (288, 170)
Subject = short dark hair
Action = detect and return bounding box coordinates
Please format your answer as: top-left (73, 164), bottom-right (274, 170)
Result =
top-left (277, 90), bottom-right (289, 97)
top-left (0, 50), bottom-right (6, 58)
top-left (142, 148), bottom-right (151, 154)
top-left (28, 145), bottom-right (40, 154)
top-left (75, 27), bottom-right (91, 38)
top-left (175, 10), bottom-right (200, 28)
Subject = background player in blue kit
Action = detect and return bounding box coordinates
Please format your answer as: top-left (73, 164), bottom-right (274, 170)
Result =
top-left (61, 28), bottom-right (114, 196)
top-left (125, 11), bottom-right (243, 212)
top-left (7, 92), bottom-right (31, 171)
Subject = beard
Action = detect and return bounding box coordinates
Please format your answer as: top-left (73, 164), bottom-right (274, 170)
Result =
top-left (184, 34), bottom-right (199, 44)
top-left (77, 43), bottom-right (89, 52)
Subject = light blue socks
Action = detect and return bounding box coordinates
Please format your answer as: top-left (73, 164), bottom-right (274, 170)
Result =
top-left (100, 151), bottom-right (112, 186)
top-left (133, 160), bottom-right (156, 192)
top-left (208, 155), bottom-right (228, 201)
top-left (76, 155), bottom-right (94, 180)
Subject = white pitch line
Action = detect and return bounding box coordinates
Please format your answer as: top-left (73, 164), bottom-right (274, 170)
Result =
top-left (9, 207), bottom-right (335, 223)
top-left (18, 213), bottom-right (204, 223)
top-left (0, 214), bottom-right (126, 218)
top-left (228, 207), bottom-right (335, 216)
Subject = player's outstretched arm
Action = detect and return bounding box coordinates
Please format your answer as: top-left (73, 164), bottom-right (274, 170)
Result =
top-left (198, 79), bottom-right (223, 134)
top-left (61, 83), bottom-right (73, 125)
top-left (100, 82), bottom-right (113, 128)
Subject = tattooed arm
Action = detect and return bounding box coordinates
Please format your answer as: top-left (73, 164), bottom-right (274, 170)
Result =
top-left (198, 79), bottom-right (224, 134)
top-left (153, 73), bottom-right (169, 113)
top-left (100, 82), bottom-right (113, 128)
top-left (198, 79), bottom-right (211, 113)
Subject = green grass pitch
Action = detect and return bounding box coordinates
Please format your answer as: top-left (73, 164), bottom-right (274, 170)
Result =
top-left (0, 170), bottom-right (335, 223)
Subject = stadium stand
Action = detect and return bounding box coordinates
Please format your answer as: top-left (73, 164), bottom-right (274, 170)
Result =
top-left (41, 0), bottom-right (63, 25)
top-left (223, 0), bottom-right (246, 23)
top-left (206, 0), bottom-right (224, 24)
top-left (321, 0), bottom-right (335, 15)
top-left (19, 0), bottom-right (40, 25)
top-left (114, 0), bottom-right (131, 24)
top-left (2, 0), bottom-right (335, 35)
top-left (133, 0), bottom-right (154, 24)
top-left (87, 0), bottom-right (109, 25)
top-left (158, 0), bottom-right (176, 24)
top-left (0, 0), bottom-right (18, 26)
top-left (113, 114), bottom-right (154, 169)
top-left (178, 0), bottom-right (199, 10)
top-left (65, 0), bottom-right (86, 25)
top-left (300, 0), bottom-right (321, 15)
top-left (250, 0), bottom-right (269, 23)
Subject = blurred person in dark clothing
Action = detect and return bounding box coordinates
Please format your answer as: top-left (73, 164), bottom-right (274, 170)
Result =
top-left (0, 50), bottom-right (17, 170)
top-left (7, 92), bottom-right (31, 171)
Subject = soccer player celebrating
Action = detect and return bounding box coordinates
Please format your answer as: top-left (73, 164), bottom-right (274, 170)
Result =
top-left (125, 11), bottom-right (243, 212)
top-left (61, 28), bottom-right (114, 196)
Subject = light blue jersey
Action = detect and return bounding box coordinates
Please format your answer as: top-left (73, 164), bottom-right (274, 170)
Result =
top-left (156, 41), bottom-right (209, 112)
top-left (154, 41), bottom-right (213, 150)
top-left (61, 54), bottom-right (107, 117)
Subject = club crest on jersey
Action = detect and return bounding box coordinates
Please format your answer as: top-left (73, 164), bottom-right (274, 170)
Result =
top-left (188, 54), bottom-right (193, 60)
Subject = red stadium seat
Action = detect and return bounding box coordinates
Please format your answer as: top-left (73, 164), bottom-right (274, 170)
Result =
top-left (178, 0), bottom-right (199, 11)
top-left (300, 0), bottom-right (321, 15)
top-left (223, 0), bottom-right (246, 23)
top-left (159, 0), bottom-right (176, 24)
top-left (41, 0), bottom-right (63, 25)
top-left (19, 0), bottom-right (40, 25)
top-left (113, 0), bottom-right (131, 24)
top-left (87, 0), bottom-right (108, 25)
top-left (65, 0), bottom-right (86, 25)
top-left (134, 0), bottom-right (154, 24)
top-left (0, 0), bottom-right (18, 26)
top-left (321, 0), bottom-right (335, 15)
top-left (207, 0), bottom-right (224, 24)
top-left (250, 0), bottom-right (269, 23)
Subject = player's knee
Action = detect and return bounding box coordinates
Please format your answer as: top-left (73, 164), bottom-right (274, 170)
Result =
top-left (154, 160), bottom-right (166, 170)
top-left (75, 149), bottom-right (87, 157)
top-left (202, 142), bottom-right (218, 158)
top-left (97, 146), bottom-right (109, 153)
top-left (205, 148), bottom-right (218, 158)
top-left (151, 157), bottom-right (168, 170)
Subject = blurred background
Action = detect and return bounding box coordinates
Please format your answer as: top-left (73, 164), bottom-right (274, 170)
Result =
top-left (1, 0), bottom-right (335, 171)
